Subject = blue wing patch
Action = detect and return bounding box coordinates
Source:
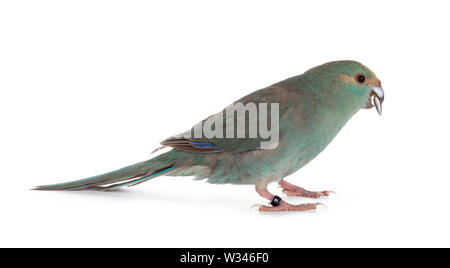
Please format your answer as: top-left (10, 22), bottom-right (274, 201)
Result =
top-left (161, 138), bottom-right (221, 153)
top-left (191, 141), bottom-right (221, 150)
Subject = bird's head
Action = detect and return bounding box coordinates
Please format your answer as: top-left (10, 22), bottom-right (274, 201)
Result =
top-left (305, 60), bottom-right (384, 115)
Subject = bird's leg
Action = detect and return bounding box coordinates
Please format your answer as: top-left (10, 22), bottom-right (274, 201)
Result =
top-left (279, 179), bottom-right (334, 198)
top-left (255, 181), bottom-right (323, 212)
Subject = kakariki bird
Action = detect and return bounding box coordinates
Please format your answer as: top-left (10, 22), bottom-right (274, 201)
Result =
top-left (35, 60), bottom-right (384, 212)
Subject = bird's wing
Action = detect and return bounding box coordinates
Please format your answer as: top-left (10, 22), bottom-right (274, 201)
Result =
top-left (161, 85), bottom-right (295, 153)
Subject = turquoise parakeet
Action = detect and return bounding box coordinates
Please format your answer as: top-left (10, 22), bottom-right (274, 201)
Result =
top-left (36, 60), bottom-right (384, 212)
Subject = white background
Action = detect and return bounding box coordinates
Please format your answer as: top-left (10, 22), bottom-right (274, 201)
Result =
top-left (1, 0), bottom-right (449, 248)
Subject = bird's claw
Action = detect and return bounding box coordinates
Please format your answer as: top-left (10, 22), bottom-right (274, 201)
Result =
top-left (282, 189), bottom-right (335, 198)
top-left (319, 190), bottom-right (336, 197)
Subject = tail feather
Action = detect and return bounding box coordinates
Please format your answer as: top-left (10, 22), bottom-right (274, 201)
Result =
top-left (34, 152), bottom-right (179, 191)
top-left (97, 165), bottom-right (175, 191)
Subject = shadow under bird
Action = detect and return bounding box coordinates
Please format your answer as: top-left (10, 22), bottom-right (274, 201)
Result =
top-left (36, 60), bottom-right (384, 212)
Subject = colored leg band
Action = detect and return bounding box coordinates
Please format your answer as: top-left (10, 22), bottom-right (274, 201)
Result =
top-left (271, 195), bottom-right (282, 207)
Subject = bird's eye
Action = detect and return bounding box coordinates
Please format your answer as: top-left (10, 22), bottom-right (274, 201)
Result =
top-left (356, 74), bottom-right (366, 84)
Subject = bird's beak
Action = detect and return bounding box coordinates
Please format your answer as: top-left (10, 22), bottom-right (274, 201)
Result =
top-left (365, 86), bottom-right (384, 115)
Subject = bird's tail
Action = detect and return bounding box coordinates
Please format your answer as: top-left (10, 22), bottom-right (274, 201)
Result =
top-left (34, 151), bottom-right (182, 191)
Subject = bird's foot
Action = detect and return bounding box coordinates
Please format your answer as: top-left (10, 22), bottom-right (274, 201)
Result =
top-left (257, 201), bottom-right (324, 212)
top-left (279, 179), bottom-right (334, 198)
top-left (282, 188), bottom-right (334, 198)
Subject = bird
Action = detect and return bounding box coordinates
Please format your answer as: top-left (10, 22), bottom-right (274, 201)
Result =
top-left (35, 60), bottom-right (384, 212)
